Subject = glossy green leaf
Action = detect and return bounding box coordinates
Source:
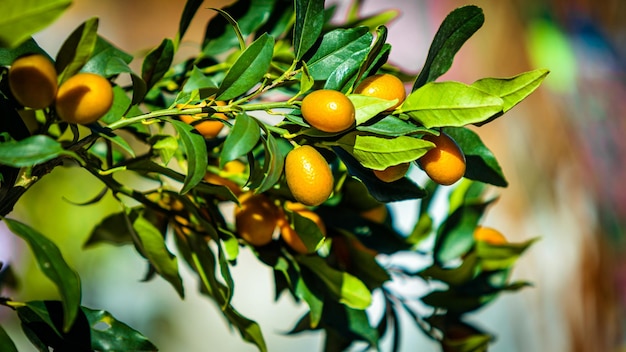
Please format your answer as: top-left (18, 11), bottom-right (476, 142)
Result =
top-left (284, 209), bottom-right (325, 253)
top-left (169, 118), bottom-right (209, 194)
top-left (183, 66), bottom-right (218, 93)
top-left (0, 134), bottom-right (80, 167)
top-left (84, 210), bottom-right (134, 248)
top-left (82, 36), bottom-right (133, 75)
top-left (83, 306), bottom-right (158, 351)
top-left (91, 126), bottom-right (136, 158)
top-left (0, 325), bottom-right (17, 352)
top-left (349, 95), bottom-right (398, 125)
top-left (56, 17), bottom-right (99, 83)
top-left (0, 0), bottom-right (71, 48)
top-left (0, 37), bottom-right (48, 65)
top-left (324, 44), bottom-right (370, 92)
top-left (333, 147), bottom-right (427, 202)
top-left (306, 27), bottom-right (372, 81)
top-left (132, 211), bottom-right (184, 298)
top-left (471, 69), bottom-right (549, 113)
top-left (3, 218), bottom-right (81, 332)
top-left (141, 38), bottom-right (174, 91)
top-left (210, 7), bottom-right (246, 51)
top-left (216, 33), bottom-right (274, 100)
top-left (294, 0), bottom-right (325, 59)
top-left (413, 5), bottom-right (484, 89)
top-left (419, 252), bottom-right (479, 287)
top-left (176, 0), bottom-right (204, 48)
top-left (356, 114), bottom-right (429, 137)
top-left (443, 127), bottom-right (507, 187)
top-left (253, 124), bottom-right (284, 193)
top-left (298, 255), bottom-right (372, 309)
top-left (401, 81), bottom-right (503, 128)
top-left (337, 132), bottom-right (433, 170)
top-left (434, 200), bottom-right (493, 264)
top-left (220, 112), bottom-right (261, 168)
top-left (202, 0), bottom-right (276, 56)
top-left (223, 306), bottom-right (268, 352)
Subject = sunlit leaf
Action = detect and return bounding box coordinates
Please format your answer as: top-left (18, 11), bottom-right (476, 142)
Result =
top-left (56, 17), bottom-right (100, 83)
top-left (169, 118), bottom-right (209, 194)
top-left (0, 0), bottom-right (71, 49)
top-left (83, 306), bottom-right (158, 351)
top-left (471, 69), bottom-right (549, 114)
top-left (306, 27), bottom-right (371, 81)
top-left (294, 0), bottom-right (325, 59)
top-left (3, 219), bottom-right (81, 332)
top-left (219, 112), bottom-right (261, 168)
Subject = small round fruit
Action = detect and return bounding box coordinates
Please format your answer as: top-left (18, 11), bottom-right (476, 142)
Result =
top-left (55, 72), bottom-right (113, 124)
top-left (234, 193), bottom-right (279, 246)
top-left (8, 54), bottom-right (58, 109)
top-left (373, 162), bottom-right (410, 183)
top-left (354, 73), bottom-right (406, 111)
top-left (418, 132), bottom-right (466, 185)
top-left (473, 226), bottom-right (507, 245)
top-left (301, 89), bottom-right (355, 133)
top-left (285, 145), bottom-right (334, 206)
top-left (279, 204), bottom-right (326, 254)
top-left (180, 101), bottom-right (227, 138)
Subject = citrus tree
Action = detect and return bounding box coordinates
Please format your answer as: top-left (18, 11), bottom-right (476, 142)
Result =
top-left (0, 0), bottom-right (547, 351)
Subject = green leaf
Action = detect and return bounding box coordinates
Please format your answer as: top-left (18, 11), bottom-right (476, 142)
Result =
top-left (323, 43), bottom-right (370, 92)
top-left (298, 255), bottom-right (372, 309)
top-left (443, 127), bottom-right (507, 187)
top-left (183, 66), bottom-right (218, 93)
top-left (253, 124), bottom-right (285, 193)
top-left (84, 210), bottom-right (133, 248)
top-left (99, 85), bottom-right (132, 125)
top-left (91, 125), bottom-right (136, 158)
top-left (337, 132), bottom-right (433, 170)
top-left (349, 95), bottom-right (398, 125)
top-left (0, 324), bottom-right (17, 352)
top-left (176, 0), bottom-right (204, 48)
top-left (150, 134), bottom-right (178, 165)
top-left (0, 134), bottom-right (80, 167)
top-left (3, 219), bottom-right (81, 332)
top-left (169, 118), bottom-right (209, 194)
top-left (477, 238), bottom-right (538, 271)
top-left (434, 199), bottom-right (494, 264)
top-left (83, 306), bottom-right (158, 351)
top-left (306, 27), bottom-right (372, 81)
top-left (0, 0), bottom-right (71, 49)
top-left (294, 0), bottom-right (325, 59)
top-left (413, 5), bottom-right (484, 90)
top-left (420, 289), bottom-right (492, 314)
top-left (141, 38), bottom-right (174, 91)
top-left (202, 0), bottom-right (276, 56)
top-left (356, 114), bottom-right (429, 137)
top-left (219, 112), bottom-right (261, 167)
top-left (216, 33), bottom-right (274, 100)
top-left (223, 306), bottom-right (268, 352)
top-left (209, 7), bottom-right (246, 51)
top-left (132, 211), bottom-right (184, 298)
top-left (82, 36), bottom-right (133, 75)
top-left (401, 81), bottom-right (504, 128)
top-left (0, 37), bottom-right (48, 65)
top-left (56, 17), bottom-right (100, 83)
top-left (284, 210), bottom-right (325, 252)
top-left (419, 252), bottom-right (479, 287)
top-left (471, 69), bottom-right (549, 114)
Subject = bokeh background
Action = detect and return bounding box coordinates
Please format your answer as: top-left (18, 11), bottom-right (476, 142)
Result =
top-left (2, 0), bottom-right (625, 351)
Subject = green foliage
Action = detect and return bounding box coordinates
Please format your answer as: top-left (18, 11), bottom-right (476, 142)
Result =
top-left (0, 0), bottom-right (547, 351)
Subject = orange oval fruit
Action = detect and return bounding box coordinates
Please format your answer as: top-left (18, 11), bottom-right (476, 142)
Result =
top-left (8, 54), bottom-right (58, 109)
top-left (180, 101), bottom-right (227, 138)
top-left (279, 202), bottom-right (326, 254)
top-left (285, 145), bottom-right (334, 206)
top-left (419, 132), bottom-right (466, 185)
top-left (55, 72), bottom-right (113, 124)
top-left (354, 73), bottom-right (406, 111)
top-left (373, 162), bottom-right (410, 183)
top-left (234, 192), bottom-right (279, 246)
top-left (473, 226), bottom-right (507, 245)
top-left (301, 89), bottom-right (355, 133)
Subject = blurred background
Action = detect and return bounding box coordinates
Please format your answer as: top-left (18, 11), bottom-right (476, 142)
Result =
top-left (1, 0), bottom-right (625, 351)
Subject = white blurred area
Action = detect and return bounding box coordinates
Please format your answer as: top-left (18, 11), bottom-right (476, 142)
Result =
top-left (0, 0), bottom-right (617, 351)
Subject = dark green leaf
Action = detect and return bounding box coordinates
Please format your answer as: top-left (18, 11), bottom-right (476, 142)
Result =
top-left (294, 0), bottom-right (325, 59)
top-left (219, 112), bottom-right (261, 167)
top-left (82, 36), bottom-right (133, 75)
top-left (419, 252), bottom-right (479, 287)
top-left (91, 123), bottom-right (136, 158)
top-left (84, 211), bottom-right (134, 248)
top-left (141, 38), bottom-right (174, 91)
top-left (434, 199), bottom-right (494, 264)
top-left (132, 211), bottom-right (184, 298)
top-left (306, 27), bottom-right (371, 81)
top-left (253, 124), bottom-right (284, 193)
top-left (0, 135), bottom-right (80, 167)
top-left (413, 5), bottom-right (484, 89)
top-left (216, 33), bottom-right (274, 100)
top-left (0, 325), bottom-right (17, 352)
top-left (183, 66), bottom-right (218, 93)
top-left (401, 81), bottom-right (504, 128)
top-left (421, 289), bottom-right (492, 314)
top-left (477, 237), bottom-right (538, 271)
top-left (169, 118), bottom-right (209, 194)
top-left (443, 127), bottom-right (507, 187)
top-left (56, 17), bottom-right (100, 83)
top-left (0, 0), bottom-right (71, 48)
top-left (176, 0), bottom-right (204, 47)
top-left (210, 7), bottom-right (246, 51)
top-left (324, 44), bottom-right (371, 92)
top-left (3, 219), bottom-right (81, 332)
top-left (356, 114), bottom-right (429, 137)
top-left (83, 306), bottom-right (158, 351)
top-left (0, 37), bottom-right (48, 65)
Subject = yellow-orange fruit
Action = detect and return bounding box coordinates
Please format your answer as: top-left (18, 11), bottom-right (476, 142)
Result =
top-left (473, 226), bottom-right (507, 245)
top-left (8, 54), bottom-right (58, 109)
top-left (300, 89), bottom-right (355, 133)
top-left (55, 73), bottom-right (113, 124)
top-left (419, 132), bottom-right (466, 185)
top-left (234, 193), bottom-right (279, 246)
top-left (179, 101), bottom-right (227, 138)
top-left (284, 145), bottom-right (334, 206)
top-left (354, 73), bottom-right (406, 111)
top-left (373, 162), bottom-right (410, 183)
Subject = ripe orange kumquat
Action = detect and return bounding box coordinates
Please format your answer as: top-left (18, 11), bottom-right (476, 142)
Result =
top-left (55, 72), bottom-right (114, 124)
top-left (284, 145), bottom-right (334, 206)
top-left (473, 226), bottom-right (507, 245)
top-left (354, 73), bottom-right (406, 111)
top-left (373, 162), bottom-right (410, 183)
top-left (8, 54), bottom-right (58, 109)
top-left (419, 132), bottom-right (466, 186)
top-left (234, 193), bottom-right (279, 246)
top-left (300, 89), bottom-right (355, 133)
